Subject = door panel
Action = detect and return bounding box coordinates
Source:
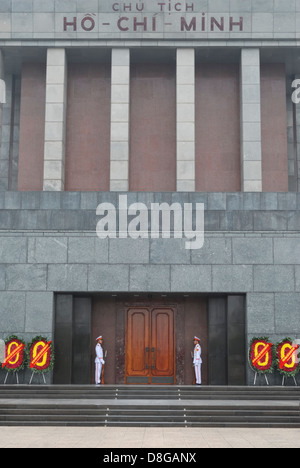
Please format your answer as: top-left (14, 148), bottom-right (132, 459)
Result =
top-left (126, 306), bottom-right (174, 384)
top-left (151, 308), bottom-right (174, 377)
top-left (126, 308), bottom-right (150, 379)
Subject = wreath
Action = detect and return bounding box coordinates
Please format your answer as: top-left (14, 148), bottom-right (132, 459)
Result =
top-left (249, 337), bottom-right (275, 374)
top-left (276, 337), bottom-right (300, 378)
top-left (1, 335), bottom-right (26, 372)
top-left (26, 336), bottom-right (54, 374)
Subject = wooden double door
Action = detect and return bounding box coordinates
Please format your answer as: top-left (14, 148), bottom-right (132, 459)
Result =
top-left (126, 306), bottom-right (174, 384)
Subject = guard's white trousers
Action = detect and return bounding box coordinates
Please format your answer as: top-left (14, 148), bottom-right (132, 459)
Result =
top-left (95, 361), bottom-right (102, 385)
top-left (194, 364), bottom-right (201, 385)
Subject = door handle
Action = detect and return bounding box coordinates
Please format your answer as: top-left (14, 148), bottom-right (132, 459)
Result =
top-left (151, 347), bottom-right (155, 369)
top-left (145, 347), bottom-right (149, 369)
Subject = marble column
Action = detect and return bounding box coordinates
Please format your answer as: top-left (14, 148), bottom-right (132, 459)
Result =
top-left (43, 48), bottom-right (67, 191)
top-left (110, 48), bottom-right (130, 192)
top-left (240, 48), bottom-right (262, 192)
top-left (176, 48), bottom-right (195, 192)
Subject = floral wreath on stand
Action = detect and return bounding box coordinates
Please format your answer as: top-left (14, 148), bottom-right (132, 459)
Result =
top-left (249, 336), bottom-right (275, 375)
top-left (1, 335), bottom-right (26, 372)
top-left (26, 336), bottom-right (55, 374)
top-left (276, 337), bottom-right (300, 378)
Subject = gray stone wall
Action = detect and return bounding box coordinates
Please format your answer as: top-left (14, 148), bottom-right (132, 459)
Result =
top-left (0, 0), bottom-right (299, 42)
top-left (0, 191), bottom-right (300, 384)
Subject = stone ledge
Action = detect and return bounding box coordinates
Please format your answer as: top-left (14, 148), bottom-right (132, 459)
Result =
top-left (0, 191), bottom-right (300, 210)
top-left (0, 192), bottom-right (299, 232)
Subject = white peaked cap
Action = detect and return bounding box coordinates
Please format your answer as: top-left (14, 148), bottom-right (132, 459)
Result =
top-left (194, 336), bottom-right (200, 341)
top-left (96, 336), bottom-right (102, 340)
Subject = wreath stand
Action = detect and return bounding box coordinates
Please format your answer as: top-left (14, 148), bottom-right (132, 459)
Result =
top-left (281, 374), bottom-right (298, 386)
top-left (4, 371), bottom-right (19, 384)
top-left (248, 355), bottom-right (270, 386)
top-left (29, 371), bottom-right (46, 385)
top-left (253, 371), bottom-right (269, 386)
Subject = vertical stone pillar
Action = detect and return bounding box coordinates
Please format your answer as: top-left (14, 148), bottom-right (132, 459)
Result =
top-left (240, 49), bottom-right (262, 192)
top-left (0, 49), bottom-right (8, 191)
top-left (293, 75), bottom-right (300, 192)
top-left (176, 48), bottom-right (195, 192)
top-left (0, 50), bottom-right (5, 105)
top-left (110, 48), bottom-right (130, 191)
top-left (43, 48), bottom-right (67, 191)
top-left (286, 77), bottom-right (296, 191)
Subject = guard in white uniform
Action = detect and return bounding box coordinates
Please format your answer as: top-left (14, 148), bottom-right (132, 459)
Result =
top-left (193, 336), bottom-right (202, 385)
top-left (95, 335), bottom-right (105, 385)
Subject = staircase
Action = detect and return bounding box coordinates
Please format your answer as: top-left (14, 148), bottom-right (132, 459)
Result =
top-left (0, 385), bottom-right (299, 427)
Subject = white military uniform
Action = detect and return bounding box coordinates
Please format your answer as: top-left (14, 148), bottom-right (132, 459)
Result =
top-left (95, 336), bottom-right (105, 385)
top-left (193, 336), bottom-right (202, 385)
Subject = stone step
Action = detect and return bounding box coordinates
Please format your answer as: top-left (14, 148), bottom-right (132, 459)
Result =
top-left (0, 407), bottom-right (298, 417)
top-left (0, 385), bottom-right (299, 427)
top-left (0, 384), bottom-right (299, 400)
top-left (0, 414), bottom-right (299, 427)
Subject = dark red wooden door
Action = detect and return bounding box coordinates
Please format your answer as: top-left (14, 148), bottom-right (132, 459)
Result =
top-left (126, 307), bottom-right (174, 384)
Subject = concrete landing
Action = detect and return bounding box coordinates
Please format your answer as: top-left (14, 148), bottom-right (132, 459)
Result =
top-left (0, 425), bottom-right (300, 448)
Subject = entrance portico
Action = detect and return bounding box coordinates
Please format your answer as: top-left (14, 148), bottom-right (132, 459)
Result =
top-left (53, 293), bottom-right (246, 386)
